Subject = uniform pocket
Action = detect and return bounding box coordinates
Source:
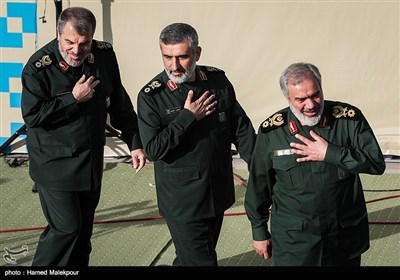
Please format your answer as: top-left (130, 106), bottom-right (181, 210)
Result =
top-left (272, 156), bottom-right (304, 191)
top-left (163, 166), bottom-right (200, 187)
top-left (39, 145), bottom-right (73, 157)
top-left (274, 214), bottom-right (304, 231)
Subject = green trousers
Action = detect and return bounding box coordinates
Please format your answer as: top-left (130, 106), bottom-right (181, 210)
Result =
top-left (165, 213), bottom-right (224, 266)
top-left (32, 184), bottom-right (101, 266)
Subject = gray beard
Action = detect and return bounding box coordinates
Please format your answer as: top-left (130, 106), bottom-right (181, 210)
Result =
top-left (289, 103), bottom-right (324, 126)
top-left (165, 61), bottom-right (196, 84)
top-left (58, 44), bottom-right (87, 67)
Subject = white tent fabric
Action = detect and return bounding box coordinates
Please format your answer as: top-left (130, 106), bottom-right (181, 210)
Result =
top-left (1, 0), bottom-right (398, 156)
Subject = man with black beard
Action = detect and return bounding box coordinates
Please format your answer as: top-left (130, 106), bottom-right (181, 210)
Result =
top-left (137, 23), bottom-right (256, 266)
top-left (245, 62), bottom-right (386, 266)
top-left (21, 7), bottom-right (146, 266)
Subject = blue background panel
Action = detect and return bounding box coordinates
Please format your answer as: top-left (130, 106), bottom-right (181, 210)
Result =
top-left (0, 62), bottom-right (23, 92)
top-left (9, 92), bottom-right (22, 108)
top-left (7, 2), bottom-right (37, 33)
top-left (0, 18), bottom-right (23, 48)
top-left (0, 1), bottom-right (36, 149)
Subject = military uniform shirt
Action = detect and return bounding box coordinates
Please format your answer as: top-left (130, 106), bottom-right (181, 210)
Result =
top-left (137, 65), bottom-right (256, 222)
top-left (21, 39), bottom-right (141, 191)
top-left (244, 100), bottom-right (385, 265)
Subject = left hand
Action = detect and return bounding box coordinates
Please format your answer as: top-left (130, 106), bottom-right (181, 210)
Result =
top-left (131, 148), bottom-right (146, 173)
top-left (290, 130), bottom-right (328, 162)
top-left (253, 239), bottom-right (272, 260)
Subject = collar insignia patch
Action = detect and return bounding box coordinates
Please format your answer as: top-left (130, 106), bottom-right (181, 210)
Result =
top-left (88, 53), bottom-right (94, 63)
top-left (199, 71), bottom-right (207, 80)
top-left (167, 80), bottom-right (177, 91)
top-left (59, 60), bottom-right (69, 72)
top-left (288, 121), bottom-right (298, 134)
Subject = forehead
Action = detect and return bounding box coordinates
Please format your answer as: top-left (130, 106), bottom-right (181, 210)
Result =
top-left (287, 78), bottom-right (320, 97)
top-left (160, 40), bottom-right (191, 54)
top-left (59, 22), bottom-right (92, 42)
top-left (289, 73), bottom-right (319, 89)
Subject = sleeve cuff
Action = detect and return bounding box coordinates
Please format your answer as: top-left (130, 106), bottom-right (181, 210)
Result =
top-left (324, 143), bottom-right (341, 165)
top-left (175, 108), bottom-right (197, 128)
top-left (59, 92), bottom-right (79, 116)
top-left (131, 134), bottom-right (143, 150)
top-left (252, 225), bottom-right (272, 241)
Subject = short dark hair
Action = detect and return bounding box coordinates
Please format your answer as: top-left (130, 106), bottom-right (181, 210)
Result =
top-left (159, 23), bottom-right (198, 52)
top-left (57, 7), bottom-right (96, 37)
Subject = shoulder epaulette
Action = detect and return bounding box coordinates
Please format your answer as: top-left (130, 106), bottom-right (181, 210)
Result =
top-left (32, 53), bottom-right (56, 72)
top-left (330, 101), bottom-right (361, 120)
top-left (260, 111), bottom-right (287, 133)
top-left (202, 65), bottom-right (225, 74)
top-left (141, 79), bottom-right (164, 95)
top-left (94, 40), bottom-right (113, 51)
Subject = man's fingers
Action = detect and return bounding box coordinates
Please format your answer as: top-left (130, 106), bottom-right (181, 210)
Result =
top-left (263, 252), bottom-right (271, 260)
top-left (185, 90), bottom-right (194, 102)
top-left (77, 74), bottom-right (86, 84)
top-left (309, 130), bottom-right (320, 140)
top-left (197, 90), bottom-right (210, 103)
top-left (92, 80), bottom-right (101, 88)
top-left (206, 100), bottom-right (217, 110)
top-left (295, 133), bottom-right (311, 145)
top-left (200, 90), bottom-right (210, 98)
top-left (132, 155), bottom-right (146, 173)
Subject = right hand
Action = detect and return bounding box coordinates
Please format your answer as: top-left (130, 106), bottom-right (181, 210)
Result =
top-left (72, 74), bottom-right (100, 103)
top-left (253, 239), bottom-right (272, 260)
top-left (184, 90), bottom-right (217, 120)
top-left (131, 148), bottom-right (147, 173)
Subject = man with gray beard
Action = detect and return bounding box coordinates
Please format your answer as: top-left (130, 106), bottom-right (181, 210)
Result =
top-left (21, 7), bottom-right (145, 266)
top-left (137, 23), bottom-right (256, 266)
top-left (245, 62), bottom-right (386, 266)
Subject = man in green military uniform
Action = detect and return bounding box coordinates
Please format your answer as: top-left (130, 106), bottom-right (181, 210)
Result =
top-left (137, 23), bottom-right (256, 266)
top-left (21, 7), bottom-right (145, 266)
top-left (245, 62), bottom-right (386, 266)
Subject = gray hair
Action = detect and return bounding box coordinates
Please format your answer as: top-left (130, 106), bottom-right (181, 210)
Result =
top-left (57, 7), bottom-right (96, 37)
top-left (279, 62), bottom-right (322, 97)
top-left (159, 23), bottom-right (199, 53)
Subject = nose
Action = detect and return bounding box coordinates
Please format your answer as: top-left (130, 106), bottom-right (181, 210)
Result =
top-left (305, 98), bottom-right (316, 109)
top-left (171, 57), bottom-right (180, 71)
top-left (71, 44), bottom-right (82, 55)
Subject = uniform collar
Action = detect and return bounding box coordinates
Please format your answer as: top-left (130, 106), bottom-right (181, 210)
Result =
top-left (52, 39), bottom-right (94, 74)
top-left (287, 106), bottom-right (331, 134)
top-left (162, 66), bottom-right (204, 94)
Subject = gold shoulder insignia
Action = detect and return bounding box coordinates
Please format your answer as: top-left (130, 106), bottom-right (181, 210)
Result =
top-left (331, 102), bottom-right (360, 120)
top-left (260, 112), bottom-right (287, 133)
top-left (141, 79), bottom-right (164, 95)
top-left (96, 41), bottom-right (113, 50)
top-left (33, 54), bottom-right (53, 71)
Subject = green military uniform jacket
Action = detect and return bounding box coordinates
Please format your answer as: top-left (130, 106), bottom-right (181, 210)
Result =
top-left (137, 65), bottom-right (256, 222)
top-left (21, 39), bottom-right (141, 191)
top-left (245, 100), bottom-right (386, 265)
